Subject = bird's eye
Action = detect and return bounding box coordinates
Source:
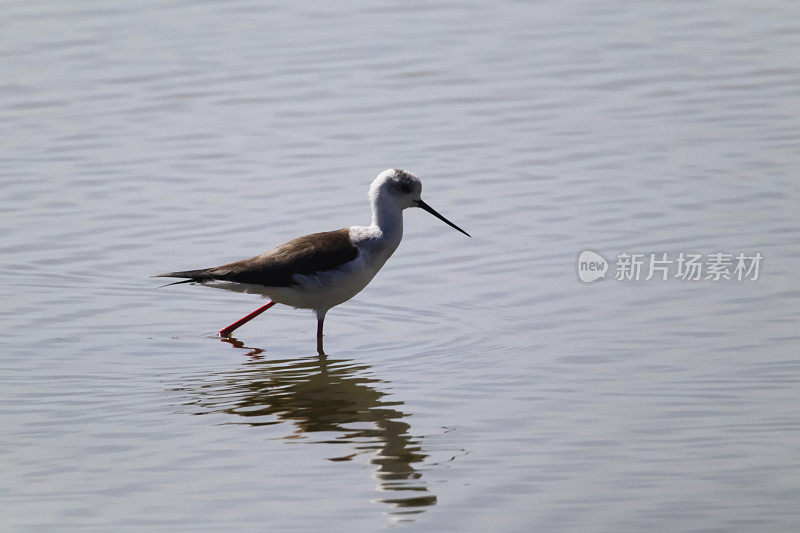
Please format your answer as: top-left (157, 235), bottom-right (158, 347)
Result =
top-left (399, 181), bottom-right (413, 194)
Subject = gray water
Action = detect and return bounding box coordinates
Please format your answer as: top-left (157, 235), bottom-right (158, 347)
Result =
top-left (2, 1), bottom-right (800, 531)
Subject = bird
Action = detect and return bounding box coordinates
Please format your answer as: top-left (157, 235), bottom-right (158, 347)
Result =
top-left (156, 168), bottom-right (470, 354)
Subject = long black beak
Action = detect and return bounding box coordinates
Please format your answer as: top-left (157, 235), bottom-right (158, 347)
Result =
top-left (414, 199), bottom-right (471, 237)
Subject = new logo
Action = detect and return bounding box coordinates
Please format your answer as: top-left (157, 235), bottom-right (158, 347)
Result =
top-left (577, 250), bottom-right (608, 283)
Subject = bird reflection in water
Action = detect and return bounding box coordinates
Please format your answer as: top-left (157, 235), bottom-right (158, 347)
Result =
top-left (176, 336), bottom-right (437, 516)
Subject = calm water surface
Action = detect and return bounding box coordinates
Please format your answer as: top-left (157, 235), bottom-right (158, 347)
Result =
top-left (2, 1), bottom-right (800, 530)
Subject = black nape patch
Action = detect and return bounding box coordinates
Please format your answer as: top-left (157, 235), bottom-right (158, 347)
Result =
top-left (394, 170), bottom-right (416, 194)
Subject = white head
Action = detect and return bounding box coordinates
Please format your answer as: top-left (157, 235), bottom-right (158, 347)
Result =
top-left (368, 169), bottom-right (470, 236)
top-left (369, 168), bottom-right (423, 209)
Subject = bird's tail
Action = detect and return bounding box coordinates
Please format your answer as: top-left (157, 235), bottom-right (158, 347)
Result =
top-left (152, 269), bottom-right (213, 288)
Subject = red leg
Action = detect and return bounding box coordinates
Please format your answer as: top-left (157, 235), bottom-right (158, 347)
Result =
top-left (218, 301), bottom-right (275, 337)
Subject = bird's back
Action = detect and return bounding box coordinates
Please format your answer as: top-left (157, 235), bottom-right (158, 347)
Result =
top-left (157, 228), bottom-right (359, 288)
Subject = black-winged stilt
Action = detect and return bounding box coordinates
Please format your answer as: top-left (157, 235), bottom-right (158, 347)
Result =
top-left (156, 169), bottom-right (470, 353)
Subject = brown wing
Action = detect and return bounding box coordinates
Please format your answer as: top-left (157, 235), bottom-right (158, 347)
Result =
top-left (156, 228), bottom-right (358, 287)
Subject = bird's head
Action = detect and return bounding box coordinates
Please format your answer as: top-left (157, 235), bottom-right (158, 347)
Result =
top-left (370, 168), bottom-right (422, 209)
top-left (369, 169), bottom-right (470, 237)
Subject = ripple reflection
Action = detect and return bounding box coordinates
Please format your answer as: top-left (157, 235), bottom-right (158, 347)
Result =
top-left (175, 337), bottom-right (437, 516)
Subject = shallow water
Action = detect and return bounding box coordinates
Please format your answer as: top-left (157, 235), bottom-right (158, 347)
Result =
top-left (2, 1), bottom-right (800, 530)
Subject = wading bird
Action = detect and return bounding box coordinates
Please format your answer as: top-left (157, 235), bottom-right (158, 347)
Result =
top-left (157, 169), bottom-right (470, 354)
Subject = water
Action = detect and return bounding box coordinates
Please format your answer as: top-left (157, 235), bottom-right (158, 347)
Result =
top-left (2, 1), bottom-right (800, 530)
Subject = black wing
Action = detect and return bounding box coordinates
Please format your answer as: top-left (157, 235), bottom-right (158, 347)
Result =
top-left (155, 228), bottom-right (358, 288)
